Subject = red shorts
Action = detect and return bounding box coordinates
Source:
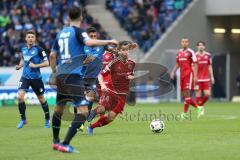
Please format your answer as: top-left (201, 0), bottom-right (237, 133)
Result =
top-left (197, 81), bottom-right (210, 90)
top-left (99, 90), bottom-right (126, 114)
top-left (180, 73), bottom-right (194, 91)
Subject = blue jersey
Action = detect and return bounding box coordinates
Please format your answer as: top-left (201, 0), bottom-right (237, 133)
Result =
top-left (21, 45), bottom-right (47, 79)
top-left (51, 26), bottom-right (90, 75)
top-left (83, 45), bottom-right (105, 78)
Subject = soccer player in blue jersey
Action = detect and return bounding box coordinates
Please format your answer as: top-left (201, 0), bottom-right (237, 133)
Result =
top-left (16, 30), bottom-right (50, 129)
top-left (49, 6), bottom-right (118, 153)
top-left (75, 26), bottom-right (108, 131)
top-left (83, 27), bottom-right (106, 104)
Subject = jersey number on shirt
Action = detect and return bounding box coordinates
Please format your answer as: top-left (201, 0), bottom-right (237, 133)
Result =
top-left (58, 38), bottom-right (70, 61)
top-left (58, 32), bottom-right (71, 61)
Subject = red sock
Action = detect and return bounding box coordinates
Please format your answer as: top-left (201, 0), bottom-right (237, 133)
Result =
top-left (196, 97), bottom-right (202, 106)
top-left (201, 95), bottom-right (209, 106)
top-left (183, 101), bottom-right (189, 113)
top-left (90, 115), bottom-right (110, 129)
top-left (185, 97), bottom-right (198, 108)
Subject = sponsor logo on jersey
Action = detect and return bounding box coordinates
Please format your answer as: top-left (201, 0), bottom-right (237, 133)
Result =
top-left (23, 55), bottom-right (32, 61)
top-left (128, 64), bottom-right (133, 69)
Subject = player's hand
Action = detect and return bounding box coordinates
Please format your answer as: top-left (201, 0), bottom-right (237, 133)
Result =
top-left (211, 77), bottom-right (215, 84)
top-left (129, 42), bottom-right (138, 50)
top-left (108, 39), bottom-right (118, 45)
top-left (170, 72), bottom-right (175, 80)
top-left (29, 62), bottom-right (37, 68)
top-left (127, 75), bottom-right (135, 80)
top-left (15, 65), bottom-right (22, 70)
top-left (194, 84), bottom-right (199, 90)
top-left (100, 83), bottom-right (108, 92)
top-left (194, 76), bottom-right (198, 86)
top-left (48, 73), bottom-right (56, 86)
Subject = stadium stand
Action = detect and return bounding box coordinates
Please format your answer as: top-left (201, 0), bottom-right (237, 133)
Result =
top-left (0, 0), bottom-right (110, 66)
top-left (106, 0), bottom-right (192, 52)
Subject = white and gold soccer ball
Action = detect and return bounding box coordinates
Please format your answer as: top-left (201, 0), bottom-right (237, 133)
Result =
top-left (150, 119), bottom-right (165, 133)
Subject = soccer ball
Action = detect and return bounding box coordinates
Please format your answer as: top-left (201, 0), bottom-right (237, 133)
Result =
top-left (150, 119), bottom-right (165, 133)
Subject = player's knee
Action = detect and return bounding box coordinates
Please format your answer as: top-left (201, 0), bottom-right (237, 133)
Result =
top-left (107, 112), bottom-right (117, 121)
top-left (204, 91), bottom-right (211, 97)
top-left (17, 95), bottom-right (24, 102)
top-left (38, 95), bottom-right (46, 104)
top-left (53, 110), bottom-right (63, 118)
top-left (183, 90), bottom-right (190, 97)
top-left (205, 93), bottom-right (210, 97)
top-left (195, 91), bottom-right (202, 97)
top-left (77, 107), bottom-right (89, 117)
top-left (54, 106), bottom-right (64, 114)
top-left (96, 105), bottom-right (106, 114)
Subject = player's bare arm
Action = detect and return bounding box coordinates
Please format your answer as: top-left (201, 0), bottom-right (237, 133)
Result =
top-left (170, 63), bottom-right (179, 79)
top-left (98, 74), bottom-right (108, 91)
top-left (193, 62), bottom-right (198, 84)
top-left (208, 64), bottom-right (215, 84)
top-left (127, 75), bottom-right (135, 80)
top-left (49, 52), bottom-right (57, 73)
top-left (85, 39), bottom-right (118, 47)
top-left (29, 59), bottom-right (49, 68)
top-left (16, 58), bottom-right (24, 70)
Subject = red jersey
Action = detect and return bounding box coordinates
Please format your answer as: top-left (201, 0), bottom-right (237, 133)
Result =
top-left (196, 51), bottom-right (212, 82)
top-left (176, 48), bottom-right (197, 78)
top-left (102, 57), bottom-right (135, 94)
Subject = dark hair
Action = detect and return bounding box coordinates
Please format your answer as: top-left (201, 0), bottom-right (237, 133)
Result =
top-left (25, 30), bottom-right (35, 36)
top-left (68, 6), bottom-right (82, 21)
top-left (118, 40), bottom-right (132, 49)
top-left (87, 27), bottom-right (97, 33)
top-left (197, 40), bottom-right (206, 46)
top-left (181, 37), bottom-right (189, 40)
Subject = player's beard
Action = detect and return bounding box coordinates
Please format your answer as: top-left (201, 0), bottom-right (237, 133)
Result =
top-left (119, 54), bottom-right (128, 62)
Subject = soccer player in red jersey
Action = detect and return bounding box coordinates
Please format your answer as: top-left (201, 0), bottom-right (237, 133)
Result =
top-left (195, 41), bottom-right (215, 114)
top-left (97, 48), bottom-right (117, 97)
top-left (86, 41), bottom-right (137, 135)
top-left (170, 38), bottom-right (203, 118)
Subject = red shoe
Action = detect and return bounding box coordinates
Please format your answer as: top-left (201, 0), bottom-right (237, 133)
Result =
top-left (52, 143), bottom-right (60, 150)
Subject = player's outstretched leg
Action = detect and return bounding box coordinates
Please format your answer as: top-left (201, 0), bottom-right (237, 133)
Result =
top-left (87, 111), bottom-right (117, 135)
top-left (38, 95), bottom-right (50, 128)
top-left (17, 90), bottom-right (27, 129)
top-left (87, 104), bottom-right (105, 122)
top-left (57, 106), bottom-right (88, 153)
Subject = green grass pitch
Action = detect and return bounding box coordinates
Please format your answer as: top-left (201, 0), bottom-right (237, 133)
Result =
top-left (0, 102), bottom-right (239, 160)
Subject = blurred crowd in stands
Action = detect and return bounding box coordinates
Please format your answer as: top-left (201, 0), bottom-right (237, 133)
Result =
top-left (106, 0), bottom-right (192, 52)
top-left (0, 0), bottom-right (109, 66)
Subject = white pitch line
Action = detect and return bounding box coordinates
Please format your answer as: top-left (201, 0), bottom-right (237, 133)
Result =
top-left (204, 115), bottom-right (238, 120)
